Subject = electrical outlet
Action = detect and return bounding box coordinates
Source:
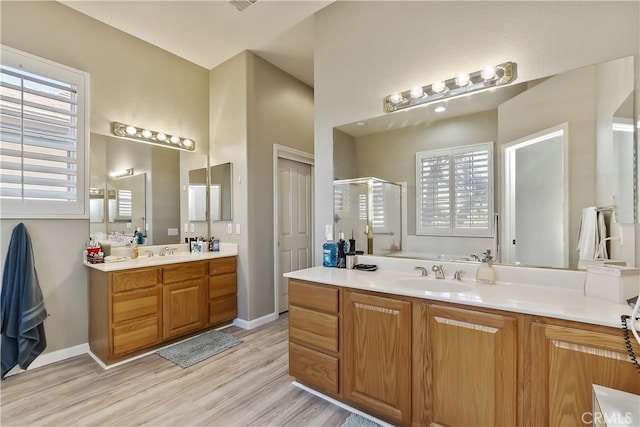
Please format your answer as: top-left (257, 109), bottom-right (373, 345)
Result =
top-left (325, 224), bottom-right (333, 241)
top-left (227, 223), bottom-right (233, 234)
top-left (235, 224), bottom-right (240, 235)
top-left (184, 223), bottom-right (189, 233)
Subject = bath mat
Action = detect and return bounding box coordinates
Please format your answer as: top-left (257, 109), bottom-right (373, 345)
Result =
top-left (341, 413), bottom-right (382, 427)
top-left (155, 330), bottom-right (241, 368)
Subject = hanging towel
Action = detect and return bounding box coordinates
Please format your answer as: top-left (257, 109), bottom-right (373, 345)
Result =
top-left (577, 207), bottom-right (599, 269)
top-left (596, 211), bottom-right (608, 259)
top-left (1, 223), bottom-right (47, 379)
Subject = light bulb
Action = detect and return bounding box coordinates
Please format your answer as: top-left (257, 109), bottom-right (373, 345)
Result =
top-left (410, 86), bottom-right (424, 99)
top-left (389, 93), bottom-right (404, 104)
top-left (141, 129), bottom-right (152, 138)
top-left (431, 81), bottom-right (446, 93)
top-left (183, 139), bottom-right (193, 148)
top-left (156, 133), bottom-right (167, 141)
top-left (125, 125), bottom-right (137, 136)
top-left (455, 73), bottom-right (470, 87)
top-left (481, 66), bottom-right (496, 80)
top-left (170, 135), bottom-right (180, 144)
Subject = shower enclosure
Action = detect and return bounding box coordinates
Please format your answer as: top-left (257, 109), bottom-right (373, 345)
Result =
top-left (333, 177), bottom-right (402, 255)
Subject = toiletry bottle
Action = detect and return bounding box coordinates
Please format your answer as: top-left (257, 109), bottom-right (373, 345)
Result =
top-left (337, 231), bottom-right (347, 268)
top-left (131, 242), bottom-right (139, 259)
top-left (323, 237), bottom-right (338, 267)
top-left (349, 230), bottom-right (356, 255)
top-left (476, 250), bottom-right (496, 284)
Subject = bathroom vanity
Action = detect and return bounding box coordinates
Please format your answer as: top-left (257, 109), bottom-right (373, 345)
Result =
top-left (285, 259), bottom-right (640, 427)
top-left (86, 248), bottom-right (237, 366)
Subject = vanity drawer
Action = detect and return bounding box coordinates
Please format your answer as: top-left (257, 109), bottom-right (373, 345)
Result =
top-left (289, 280), bottom-right (339, 314)
top-left (209, 257), bottom-right (236, 276)
top-left (112, 267), bottom-right (160, 293)
top-left (163, 261), bottom-right (208, 284)
top-left (112, 287), bottom-right (161, 323)
top-left (289, 342), bottom-right (339, 395)
top-left (208, 294), bottom-right (237, 325)
top-left (209, 273), bottom-right (237, 299)
top-left (289, 305), bottom-right (338, 352)
top-left (112, 316), bottom-right (161, 357)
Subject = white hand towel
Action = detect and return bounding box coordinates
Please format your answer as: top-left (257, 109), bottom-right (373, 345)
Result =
top-left (577, 207), bottom-right (599, 269)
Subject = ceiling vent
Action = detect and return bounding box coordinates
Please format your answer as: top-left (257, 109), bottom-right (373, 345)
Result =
top-left (228, 0), bottom-right (257, 12)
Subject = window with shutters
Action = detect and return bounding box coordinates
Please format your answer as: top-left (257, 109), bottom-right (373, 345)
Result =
top-left (0, 46), bottom-right (89, 218)
top-left (416, 142), bottom-right (493, 236)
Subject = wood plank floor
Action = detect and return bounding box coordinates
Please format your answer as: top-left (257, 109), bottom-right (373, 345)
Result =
top-left (1, 314), bottom-right (352, 426)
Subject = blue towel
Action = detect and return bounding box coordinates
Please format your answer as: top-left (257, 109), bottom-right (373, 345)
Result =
top-left (1, 223), bottom-right (47, 379)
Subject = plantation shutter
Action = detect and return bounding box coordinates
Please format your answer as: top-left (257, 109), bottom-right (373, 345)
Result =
top-left (416, 150), bottom-right (451, 234)
top-left (416, 142), bottom-right (493, 236)
top-left (453, 145), bottom-right (491, 232)
top-left (0, 46), bottom-right (88, 218)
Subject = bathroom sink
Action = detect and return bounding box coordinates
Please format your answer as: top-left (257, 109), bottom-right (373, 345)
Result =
top-left (393, 277), bottom-right (473, 293)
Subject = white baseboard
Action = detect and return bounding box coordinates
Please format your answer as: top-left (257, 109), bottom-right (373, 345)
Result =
top-left (4, 343), bottom-right (89, 378)
top-left (292, 381), bottom-right (393, 427)
top-left (233, 312), bottom-right (278, 330)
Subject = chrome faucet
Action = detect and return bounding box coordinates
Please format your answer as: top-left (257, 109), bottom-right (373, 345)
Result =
top-left (470, 253), bottom-right (482, 262)
top-left (159, 246), bottom-right (170, 256)
top-left (432, 264), bottom-right (445, 279)
top-left (415, 266), bottom-right (428, 277)
top-left (144, 250), bottom-right (154, 257)
top-left (453, 270), bottom-right (464, 280)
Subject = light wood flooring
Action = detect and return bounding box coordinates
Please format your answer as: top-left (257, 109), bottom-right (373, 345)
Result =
top-left (1, 314), bottom-right (352, 426)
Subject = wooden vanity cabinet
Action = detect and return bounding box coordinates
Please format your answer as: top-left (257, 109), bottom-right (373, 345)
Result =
top-left (89, 256), bottom-right (237, 365)
top-left (88, 267), bottom-right (162, 362)
top-left (412, 303), bottom-right (518, 427)
top-left (528, 318), bottom-right (640, 427)
top-left (288, 279), bottom-right (341, 397)
top-left (343, 290), bottom-right (412, 426)
top-left (162, 261), bottom-right (208, 339)
top-left (208, 257), bottom-right (237, 326)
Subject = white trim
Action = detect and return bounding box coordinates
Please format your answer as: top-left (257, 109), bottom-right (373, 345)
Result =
top-left (3, 343), bottom-right (89, 378)
top-left (272, 144), bottom-right (314, 315)
top-left (233, 312), bottom-right (278, 330)
top-left (292, 381), bottom-right (394, 427)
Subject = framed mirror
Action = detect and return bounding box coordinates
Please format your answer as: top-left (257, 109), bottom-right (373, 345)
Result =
top-left (187, 162), bottom-right (233, 223)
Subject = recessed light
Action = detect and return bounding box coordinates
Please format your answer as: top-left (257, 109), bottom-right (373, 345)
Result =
top-left (434, 106), bottom-right (446, 113)
top-left (355, 121), bottom-right (367, 127)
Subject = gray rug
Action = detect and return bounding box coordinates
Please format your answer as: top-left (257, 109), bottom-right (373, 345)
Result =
top-left (341, 413), bottom-right (382, 427)
top-left (155, 329), bottom-right (242, 368)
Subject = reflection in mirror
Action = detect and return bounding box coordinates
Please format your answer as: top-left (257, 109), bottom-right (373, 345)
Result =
top-left (613, 93), bottom-right (635, 224)
top-left (107, 173), bottom-right (145, 229)
top-left (334, 56), bottom-right (637, 270)
top-left (188, 168), bottom-right (207, 221)
top-left (210, 162), bottom-right (232, 221)
top-left (89, 187), bottom-right (105, 223)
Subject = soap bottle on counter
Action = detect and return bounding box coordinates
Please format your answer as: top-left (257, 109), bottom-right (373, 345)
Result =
top-left (476, 250), bottom-right (496, 284)
top-left (131, 242), bottom-right (139, 259)
top-left (336, 231), bottom-right (347, 268)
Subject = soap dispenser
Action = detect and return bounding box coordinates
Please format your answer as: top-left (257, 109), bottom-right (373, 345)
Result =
top-left (475, 250), bottom-right (496, 284)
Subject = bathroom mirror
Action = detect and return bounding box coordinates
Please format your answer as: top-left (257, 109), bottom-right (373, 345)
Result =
top-left (334, 55), bottom-right (637, 270)
top-left (188, 162), bottom-right (232, 222)
top-left (89, 133), bottom-right (207, 245)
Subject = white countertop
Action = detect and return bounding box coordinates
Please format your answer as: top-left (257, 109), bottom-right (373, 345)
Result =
top-left (85, 243), bottom-right (238, 272)
top-left (284, 261), bottom-right (635, 328)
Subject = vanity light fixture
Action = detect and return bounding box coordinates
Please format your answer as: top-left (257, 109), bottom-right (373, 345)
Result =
top-left (383, 61), bottom-right (517, 113)
top-left (109, 168), bottom-right (134, 179)
top-left (111, 122), bottom-right (196, 152)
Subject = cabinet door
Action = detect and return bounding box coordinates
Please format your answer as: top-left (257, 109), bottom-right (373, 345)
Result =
top-left (344, 291), bottom-right (411, 426)
top-left (163, 278), bottom-right (207, 339)
top-left (414, 303), bottom-right (517, 427)
top-left (530, 322), bottom-right (640, 426)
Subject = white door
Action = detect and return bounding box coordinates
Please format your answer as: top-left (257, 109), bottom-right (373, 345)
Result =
top-left (277, 157), bottom-right (312, 313)
top-left (503, 124), bottom-right (568, 268)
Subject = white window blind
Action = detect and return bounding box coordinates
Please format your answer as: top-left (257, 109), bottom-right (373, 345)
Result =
top-left (117, 189), bottom-right (132, 219)
top-left (416, 142), bottom-right (493, 236)
top-left (0, 46), bottom-right (88, 218)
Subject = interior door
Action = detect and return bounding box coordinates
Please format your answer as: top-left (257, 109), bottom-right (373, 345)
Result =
top-left (277, 157), bottom-right (312, 313)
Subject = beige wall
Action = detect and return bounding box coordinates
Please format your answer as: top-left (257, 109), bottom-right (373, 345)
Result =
top-left (0, 1), bottom-right (209, 354)
top-left (314, 1), bottom-right (640, 265)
